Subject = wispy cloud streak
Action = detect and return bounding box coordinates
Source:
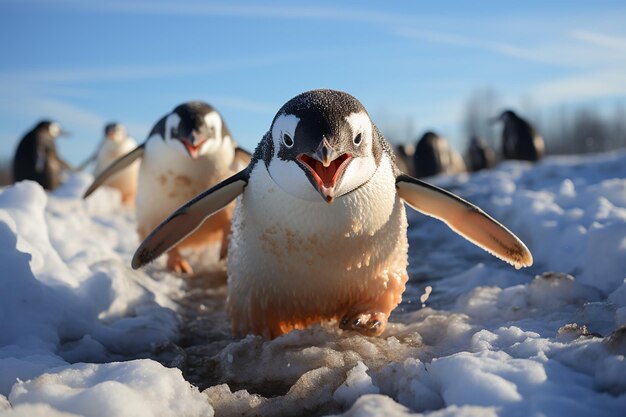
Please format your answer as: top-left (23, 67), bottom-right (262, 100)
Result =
top-left (571, 30), bottom-right (626, 51)
top-left (5, 0), bottom-right (415, 26)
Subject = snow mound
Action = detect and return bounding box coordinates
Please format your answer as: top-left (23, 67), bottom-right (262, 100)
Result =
top-left (8, 360), bottom-right (213, 417)
top-left (0, 177), bottom-right (188, 415)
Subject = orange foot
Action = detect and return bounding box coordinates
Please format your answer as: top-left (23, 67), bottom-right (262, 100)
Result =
top-left (166, 249), bottom-right (193, 274)
top-left (339, 311), bottom-right (388, 336)
top-left (338, 272), bottom-right (408, 337)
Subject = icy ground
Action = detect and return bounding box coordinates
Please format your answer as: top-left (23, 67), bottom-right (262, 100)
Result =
top-left (1, 150), bottom-right (626, 417)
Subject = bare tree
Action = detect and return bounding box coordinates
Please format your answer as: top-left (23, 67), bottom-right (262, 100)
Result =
top-left (0, 157), bottom-right (12, 186)
top-left (462, 88), bottom-right (502, 153)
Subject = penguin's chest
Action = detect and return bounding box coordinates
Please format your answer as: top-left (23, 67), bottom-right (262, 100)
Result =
top-left (228, 158), bottom-right (408, 297)
top-left (136, 141), bottom-right (234, 234)
top-left (96, 140), bottom-right (139, 191)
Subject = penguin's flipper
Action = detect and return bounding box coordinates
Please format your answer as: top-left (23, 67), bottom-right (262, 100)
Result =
top-left (132, 168), bottom-right (249, 269)
top-left (77, 153), bottom-right (97, 171)
top-left (396, 174), bottom-right (533, 269)
top-left (82, 144), bottom-right (144, 199)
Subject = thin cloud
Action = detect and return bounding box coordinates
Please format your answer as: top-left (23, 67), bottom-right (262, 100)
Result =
top-left (396, 26), bottom-right (626, 73)
top-left (395, 27), bottom-right (568, 66)
top-left (9, 0), bottom-right (414, 26)
top-left (0, 57), bottom-right (276, 84)
top-left (530, 70), bottom-right (626, 106)
top-left (0, 44), bottom-right (363, 87)
top-left (570, 30), bottom-right (626, 51)
top-left (0, 96), bottom-right (105, 130)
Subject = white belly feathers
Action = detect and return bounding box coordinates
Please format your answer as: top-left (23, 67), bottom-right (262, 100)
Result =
top-left (136, 136), bottom-right (235, 236)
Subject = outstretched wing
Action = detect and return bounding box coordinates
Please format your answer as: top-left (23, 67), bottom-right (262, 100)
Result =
top-left (76, 153), bottom-right (97, 171)
top-left (82, 144), bottom-right (145, 199)
top-left (131, 168), bottom-right (249, 269)
top-left (396, 174), bottom-right (533, 269)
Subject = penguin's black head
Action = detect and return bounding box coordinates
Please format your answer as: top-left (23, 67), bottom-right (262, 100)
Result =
top-left (104, 122), bottom-right (127, 142)
top-left (417, 131), bottom-right (440, 146)
top-left (470, 136), bottom-right (484, 146)
top-left (497, 110), bottom-right (518, 123)
top-left (265, 89), bottom-right (382, 203)
top-left (34, 120), bottom-right (64, 140)
top-left (162, 101), bottom-right (226, 159)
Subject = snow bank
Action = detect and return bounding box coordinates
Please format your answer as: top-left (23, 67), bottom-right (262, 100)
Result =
top-left (0, 176), bottom-right (200, 415)
top-left (2, 150), bottom-right (626, 416)
top-left (8, 360), bottom-right (213, 417)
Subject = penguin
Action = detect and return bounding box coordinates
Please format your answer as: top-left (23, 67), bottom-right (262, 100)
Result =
top-left (83, 102), bottom-right (251, 273)
top-left (467, 136), bottom-right (496, 172)
top-left (13, 120), bottom-right (72, 190)
top-left (80, 123), bottom-right (140, 205)
top-left (132, 90), bottom-right (533, 339)
top-left (496, 110), bottom-right (545, 161)
top-left (413, 131), bottom-right (466, 178)
top-left (393, 144), bottom-right (415, 177)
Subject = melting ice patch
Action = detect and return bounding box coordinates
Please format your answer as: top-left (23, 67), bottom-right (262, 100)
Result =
top-left (0, 151), bottom-right (626, 416)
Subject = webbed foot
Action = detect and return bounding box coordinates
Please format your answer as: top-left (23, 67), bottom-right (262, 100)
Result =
top-left (166, 249), bottom-right (193, 274)
top-left (339, 311), bottom-right (387, 336)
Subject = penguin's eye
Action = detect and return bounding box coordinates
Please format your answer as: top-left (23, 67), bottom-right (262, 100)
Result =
top-left (353, 133), bottom-right (362, 146)
top-left (170, 128), bottom-right (179, 139)
top-left (282, 133), bottom-right (294, 148)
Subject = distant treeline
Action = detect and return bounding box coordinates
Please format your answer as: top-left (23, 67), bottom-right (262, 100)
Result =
top-left (538, 106), bottom-right (626, 155)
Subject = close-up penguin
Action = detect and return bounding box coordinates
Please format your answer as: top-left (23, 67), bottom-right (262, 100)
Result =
top-left (13, 120), bottom-right (72, 191)
top-left (133, 90), bottom-right (533, 339)
top-left (83, 101), bottom-right (251, 274)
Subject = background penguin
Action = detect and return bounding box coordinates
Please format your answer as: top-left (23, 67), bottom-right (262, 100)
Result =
top-left (13, 120), bottom-right (72, 190)
top-left (495, 110), bottom-right (545, 161)
top-left (467, 136), bottom-right (496, 172)
top-left (132, 89), bottom-right (533, 339)
top-left (413, 131), bottom-right (466, 178)
top-left (80, 123), bottom-right (140, 205)
top-left (83, 101), bottom-right (251, 274)
top-left (393, 143), bottom-right (415, 177)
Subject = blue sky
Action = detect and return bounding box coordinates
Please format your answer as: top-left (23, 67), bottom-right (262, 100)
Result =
top-left (2, 0), bottom-right (626, 165)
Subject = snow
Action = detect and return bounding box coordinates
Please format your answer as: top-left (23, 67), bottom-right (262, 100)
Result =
top-left (1, 150), bottom-right (626, 416)
top-left (8, 360), bottom-right (213, 417)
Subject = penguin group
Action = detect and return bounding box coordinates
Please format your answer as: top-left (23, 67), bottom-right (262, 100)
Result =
top-left (394, 109), bottom-right (544, 178)
top-left (11, 90), bottom-right (534, 339)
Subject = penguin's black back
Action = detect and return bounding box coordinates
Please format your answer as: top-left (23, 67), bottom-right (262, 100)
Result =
top-left (501, 111), bottom-right (544, 161)
top-left (414, 132), bottom-right (444, 178)
top-left (13, 121), bottom-right (63, 190)
top-left (468, 137), bottom-right (495, 171)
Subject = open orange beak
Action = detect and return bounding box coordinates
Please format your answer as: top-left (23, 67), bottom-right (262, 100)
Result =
top-left (297, 139), bottom-right (351, 203)
top-left (181, 140), bottom-right (205, 159)
top-left (179, 137), bottom-right (207, 159)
